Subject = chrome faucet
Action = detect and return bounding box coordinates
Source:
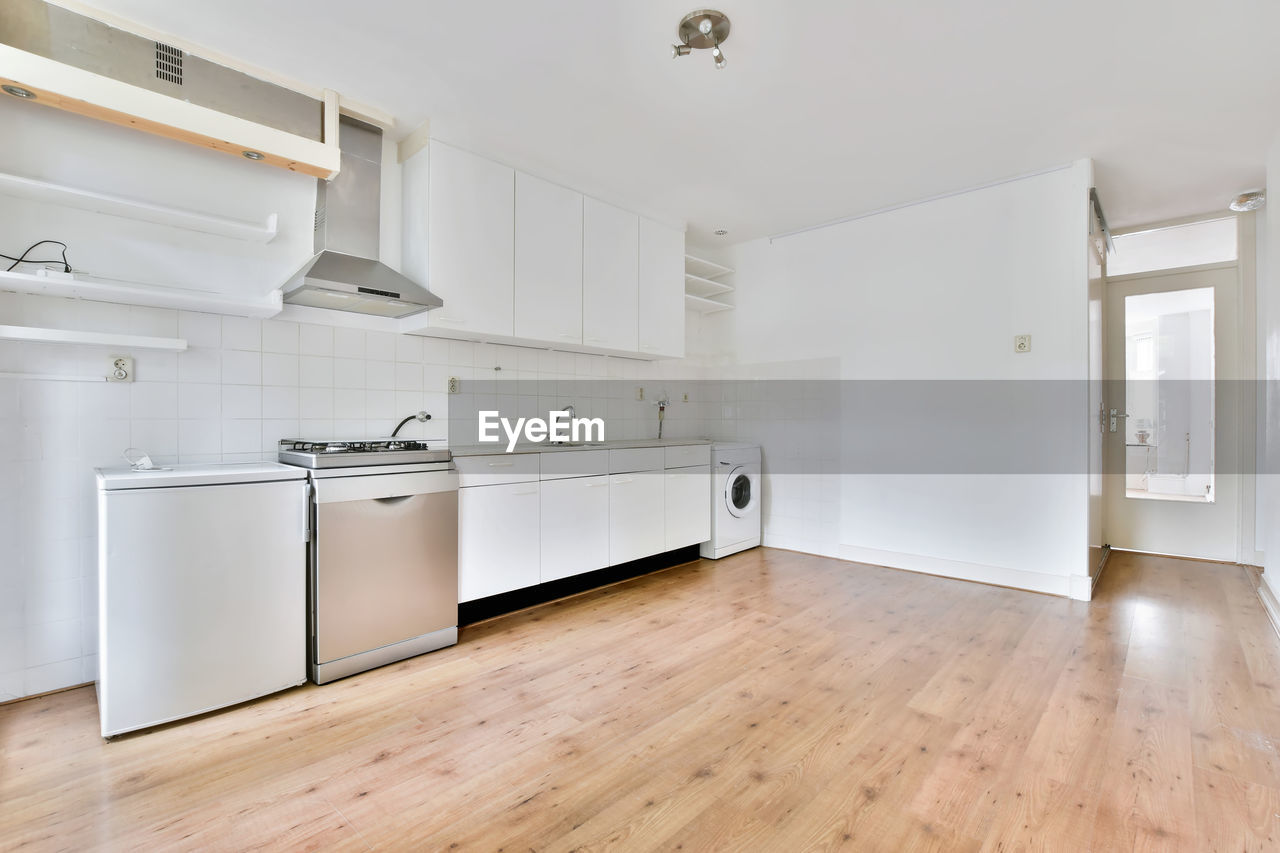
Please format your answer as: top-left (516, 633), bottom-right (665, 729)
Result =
top-left (655, 391), bottom-right (671, 439)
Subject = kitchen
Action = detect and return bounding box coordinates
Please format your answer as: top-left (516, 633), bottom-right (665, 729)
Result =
top-left (5, 0), bottom-right (1280, 849)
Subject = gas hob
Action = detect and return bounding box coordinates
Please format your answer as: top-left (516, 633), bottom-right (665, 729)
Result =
top-left (278, 439), bottom-right (452, 468)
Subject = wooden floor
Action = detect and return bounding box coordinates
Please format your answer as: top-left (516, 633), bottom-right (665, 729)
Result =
top-left (4, 549), bottom-right (1280, 851)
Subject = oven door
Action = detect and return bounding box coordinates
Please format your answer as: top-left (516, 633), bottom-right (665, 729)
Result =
top-left (310, 470), bottom-right (458, 668)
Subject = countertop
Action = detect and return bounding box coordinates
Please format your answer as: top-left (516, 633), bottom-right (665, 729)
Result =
top-left (448, 438), bottom-right (713, 457)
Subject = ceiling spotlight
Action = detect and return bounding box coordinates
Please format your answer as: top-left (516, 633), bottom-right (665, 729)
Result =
top-left (714, 229), bottom-right (729, 236)
top-left (672, 9), bottom-right (731, 69)
top-left (2, 84), bottom-right (36, 99)
top-left (1229, 189), bottom-right (1266, 212)
top-left (241, 150), bottom-right (265, 161)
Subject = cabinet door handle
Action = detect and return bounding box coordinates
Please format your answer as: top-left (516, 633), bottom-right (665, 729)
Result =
top-left (586, 481), bottom-right (609, 488)
top-left (435, 316), bottom-right (465, 324)
top-left (511, 488), bottom-right (538, 496)
top-left (613, 476), bottom-right (634, 484)
top-left (487, 462), bottom-right (515, 467)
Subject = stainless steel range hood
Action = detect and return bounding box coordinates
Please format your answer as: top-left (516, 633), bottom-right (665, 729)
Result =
top-left (283, 116), bottom-right (442, 318)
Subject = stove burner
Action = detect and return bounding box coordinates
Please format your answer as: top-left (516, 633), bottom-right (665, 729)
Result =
top-left (281, 439), bottom-right (434, 454)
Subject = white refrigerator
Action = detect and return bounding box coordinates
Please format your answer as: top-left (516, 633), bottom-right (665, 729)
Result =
top-left (96, 463), bottom-right (309, 737)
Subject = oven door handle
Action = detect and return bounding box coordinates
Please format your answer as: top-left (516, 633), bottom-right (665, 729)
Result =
top-left (313, 471), bottom-right (459, 504)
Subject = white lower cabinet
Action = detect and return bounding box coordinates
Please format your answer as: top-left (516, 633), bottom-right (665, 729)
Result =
top-left (540, 474), bottom-right (610, 582)
top-left (665, 464), bottom-right (711, 550)
top-left (609, 471), bottom-right (665, 566)
top-left (458, 482), bottom-right (540, 602)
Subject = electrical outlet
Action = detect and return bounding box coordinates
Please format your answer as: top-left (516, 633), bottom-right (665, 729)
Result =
top-left (448, 376), bottom-right (460, 394)
top-left (1014, 335), bottom-right (1032, 354)
top-left (107, 356), bottom-right (134, 382)
top-left (637, 386), bottom-right (645, 401)
top-left (682, 392), bottom-right (689, 402)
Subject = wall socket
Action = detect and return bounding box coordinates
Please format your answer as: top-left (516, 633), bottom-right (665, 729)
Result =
top-left (107, 356), bottom-right (134, 382)
top-left (1014, 335), bottom-right (1032, 354)
top-left (637, 386), bottom-right (645, 401)
top-left (448, 376), bottom-right (460, 394)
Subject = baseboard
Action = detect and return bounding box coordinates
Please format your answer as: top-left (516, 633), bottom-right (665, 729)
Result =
top-left (1258, 578), bottom-right (1280, 641)
top-left (0, 681), bottom-right (92, 707)
top-left (836, 543), bottom-right (1073, 597)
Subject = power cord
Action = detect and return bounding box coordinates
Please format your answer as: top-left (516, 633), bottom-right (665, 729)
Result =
top-left (3, 240), bottom-right (72, 273)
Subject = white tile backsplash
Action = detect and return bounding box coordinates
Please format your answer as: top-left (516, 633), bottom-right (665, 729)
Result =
top-left (1, 294), bottom-right (721, 701)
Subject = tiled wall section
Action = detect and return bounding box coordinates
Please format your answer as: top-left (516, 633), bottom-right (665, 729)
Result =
top-left (0, 292), bottom-right (723, 701)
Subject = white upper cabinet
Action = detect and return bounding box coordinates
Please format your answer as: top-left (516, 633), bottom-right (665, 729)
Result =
top-left (426, 141), bottom-right (514, 337)
top-left (583, 198), bottom-right (639, 352)
top-left (637, 218), bottom-right (686, 359)
top-left (514, 173), bottom-right (583, 345)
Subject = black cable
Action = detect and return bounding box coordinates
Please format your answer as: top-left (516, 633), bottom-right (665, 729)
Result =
top-left (4, 240), bottom-right (71, 273)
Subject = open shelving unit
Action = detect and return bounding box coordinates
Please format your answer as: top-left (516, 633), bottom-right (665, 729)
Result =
top-left (0, 171), bottom-right (279, 243)
top-left (683, 253), bottom-right (734, 313)
top-left (0, 324), bottom-right (187, 351)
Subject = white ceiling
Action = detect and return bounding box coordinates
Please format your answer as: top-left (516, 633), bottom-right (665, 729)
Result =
top-left (67, 0), bottom-right (1280, 244)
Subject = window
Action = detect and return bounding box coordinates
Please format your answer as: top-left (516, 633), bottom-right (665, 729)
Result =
top-left (1124, 287), bottom-right (1215, 502)
top-left (1108, 217), bottom-right (1237, 277)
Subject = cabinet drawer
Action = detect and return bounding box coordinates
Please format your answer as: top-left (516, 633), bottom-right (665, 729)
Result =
top-left (540, 449), bottom-right (608, 480)
top-left (610, 447), bottom-right (665, 474)
top-left (455, 453), bottom-right (540, 487)
top-left (664, 444), bottom-right (710, 469)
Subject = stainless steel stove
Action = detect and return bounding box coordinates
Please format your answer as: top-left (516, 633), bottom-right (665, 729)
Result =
top-left (278, 438), bottom-right (458, 684)
top-left (278, 438), bottom-right (452, 468)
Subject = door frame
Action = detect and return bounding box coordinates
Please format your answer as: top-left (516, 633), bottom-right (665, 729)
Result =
top-left (1100, 213), bottom-right (1258, 565)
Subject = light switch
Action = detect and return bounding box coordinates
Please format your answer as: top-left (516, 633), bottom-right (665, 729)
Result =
top-left (1014, 335), bottom-right (1031, 354)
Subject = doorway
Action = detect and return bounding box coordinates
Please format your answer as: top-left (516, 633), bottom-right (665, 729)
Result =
top-left (1103, 259), bottom-right (1244, 562)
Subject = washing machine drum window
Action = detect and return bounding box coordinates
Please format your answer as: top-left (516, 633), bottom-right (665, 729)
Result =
top-left (725, 466), bottom-right (758, 518)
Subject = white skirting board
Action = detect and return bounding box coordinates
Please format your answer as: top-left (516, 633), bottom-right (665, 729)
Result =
top-left (1259, 579), bottom-right (1280, 640)
top-left (758, 533), bottom-right (1090, 599)
top-left (836, 543), bottom-right (1080, 599)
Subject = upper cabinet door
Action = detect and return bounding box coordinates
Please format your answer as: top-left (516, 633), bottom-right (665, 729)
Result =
top-left (583, 198), bottom-right (638, 352)
top-left (637, 218), bottom-right (686, 359)
top-left (514, 173), bottom-right (583, 345)
top-left (427, 141), bottom-right (514, 337)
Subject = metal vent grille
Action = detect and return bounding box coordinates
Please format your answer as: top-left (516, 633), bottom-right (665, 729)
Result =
top-left (314, 207), bottom-right (326, 232)
top-left (154, 42), bottom-right (183, 84)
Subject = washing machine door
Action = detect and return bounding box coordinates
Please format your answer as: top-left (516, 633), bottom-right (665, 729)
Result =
top-left (724, 465), bottom-right (759, 518)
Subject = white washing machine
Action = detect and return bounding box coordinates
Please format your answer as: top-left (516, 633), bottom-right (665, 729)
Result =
top-left (700, 443), bottom-right (762, 559)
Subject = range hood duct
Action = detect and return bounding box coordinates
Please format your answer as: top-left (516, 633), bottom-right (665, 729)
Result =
top-left (283, 116), bottom-right (441, 318)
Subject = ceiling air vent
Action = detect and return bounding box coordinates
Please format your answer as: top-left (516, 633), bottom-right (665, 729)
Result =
top-left (154, 42), bottom-right (183, 85)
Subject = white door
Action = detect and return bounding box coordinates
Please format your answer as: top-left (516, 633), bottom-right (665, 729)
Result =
top-left (665, 465), bottom-right (710, 549)
top-left (540, 475), bottom-right (609, 582)
top-left (515, 173), bottom-right (583, 344)
top-left (427, 141), bottom-right (515, 337)
top-left (1103, 264), bottom-right (1241, 561)
top-left (637, 217), bottom-right (686, 358)
top-left (458, 482), bottom-right (540, 601)
top-left (609, 472), bottom-right (664, 564)
top-left (583, 198), bottom-right (638, 351)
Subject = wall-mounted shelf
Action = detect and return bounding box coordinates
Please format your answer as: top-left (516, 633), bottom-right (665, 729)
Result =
top-left (684, 253), bottom-right (734, 313)
top-left (684, 253), bottom-right (734, 280)
top-left (0, 268), bottom-right (283, 318)
top-left (685, 293), bottom-right (733, 314)
top-left (0, 324), bottom-right (187, 351)
top-left (0, 371), bottom-right (105, 382)
top-left (684, 273), bottom-right (734, 298)
top-left (0, 171), bottom-right (278, 243)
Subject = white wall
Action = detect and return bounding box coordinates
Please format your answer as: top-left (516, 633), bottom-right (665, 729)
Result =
top-left (1261, 137), bottom-right (1280, 604)
top-left (0, 105), bottom-right (717, 701)
top-left (721, 162), bottom-right (1094, 596)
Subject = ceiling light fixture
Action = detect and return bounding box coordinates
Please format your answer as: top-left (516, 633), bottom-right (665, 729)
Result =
top-left (241, 150), bottom-right (265, 161)
top-left (671, 9), bottom-right (731, 70)
top-left (1229, 189), bottom-right (1266, 212)
top-left (2, 84), bottom-right (36, 99)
